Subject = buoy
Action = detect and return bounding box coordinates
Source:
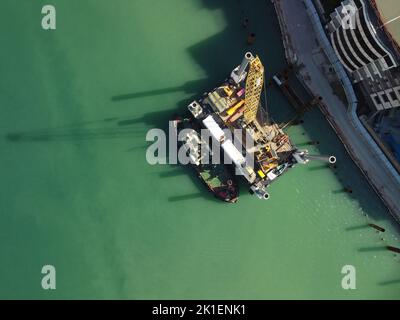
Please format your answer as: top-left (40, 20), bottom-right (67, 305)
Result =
top-left (329, 156), bottom-right (337, 164)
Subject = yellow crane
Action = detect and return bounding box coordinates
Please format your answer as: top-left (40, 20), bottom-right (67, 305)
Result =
top-left (243, 56), bottom-right (264, 123)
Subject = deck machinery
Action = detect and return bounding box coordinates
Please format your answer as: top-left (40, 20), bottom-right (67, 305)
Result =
top-left (187, 52), bottom-right (335, 200)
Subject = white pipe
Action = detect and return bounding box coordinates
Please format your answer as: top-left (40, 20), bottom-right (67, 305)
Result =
top-left (237, 52), bottom-right (254, 79)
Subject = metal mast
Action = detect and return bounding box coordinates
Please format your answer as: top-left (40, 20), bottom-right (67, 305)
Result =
top-left (244, 55), bottom-right (264, 123)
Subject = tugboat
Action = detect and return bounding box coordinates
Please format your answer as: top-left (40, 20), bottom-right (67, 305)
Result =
top-left (173, 117), bottom-right (239, 203)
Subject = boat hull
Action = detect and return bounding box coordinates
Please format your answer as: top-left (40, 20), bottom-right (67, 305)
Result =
top-left (174, 117), bottom-right (239, 203)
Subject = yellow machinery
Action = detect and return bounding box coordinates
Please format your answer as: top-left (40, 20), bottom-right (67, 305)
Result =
top-left (226, 100), bottom-right (245, 116)
top-left (257, 169), bottom-right (265, 178)
top-left (261, 161), bottom-right (278, 173)
top-left (223, 86), bottom-right (234, 97)
top-left (243, 56), bottom-right (264, 123)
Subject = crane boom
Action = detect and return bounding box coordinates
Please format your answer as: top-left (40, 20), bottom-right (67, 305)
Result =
top-left (243, 56), bottom-right (264, 123)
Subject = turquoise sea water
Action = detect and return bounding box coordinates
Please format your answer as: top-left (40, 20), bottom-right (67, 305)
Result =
top-left (0, 0), bottom-right (399, 299)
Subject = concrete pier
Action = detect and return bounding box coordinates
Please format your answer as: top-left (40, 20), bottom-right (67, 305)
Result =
top-left (273, 0), bottom-right (400, 223)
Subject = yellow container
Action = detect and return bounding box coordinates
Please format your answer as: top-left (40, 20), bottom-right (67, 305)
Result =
top-left (257, 170), bottom-right (266, 178)
top-left (226, 100), bottom-right (245, 116)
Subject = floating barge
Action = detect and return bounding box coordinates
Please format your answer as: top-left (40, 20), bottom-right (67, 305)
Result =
top-left (183, 52), bottom-right (335, 201)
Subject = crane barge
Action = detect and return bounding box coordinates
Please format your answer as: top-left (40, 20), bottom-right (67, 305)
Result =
top-left (178, 52), bottom-right (336, 201)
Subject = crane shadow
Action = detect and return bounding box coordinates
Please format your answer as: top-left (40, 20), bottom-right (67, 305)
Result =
top-left (358, 246), bottom-right (388, 253)
top-left (5, 126), bottom-right (145, 143)
top-left (4, 118), bottom-right (147, 143)
top-left (168, 190), bottom-right (225, 204)
top-left (168, 193), bottom-right (207, 202)
top-left (158, 168), bottom-right (186, 178)
top-left (111, 79), bottom-right (209, 102)
top-left (308, 164), bottom-right (331, 171)
top-left (4, 108), bottom-right (183, 144)
top-left (378, 279), bottom-right (400, 286)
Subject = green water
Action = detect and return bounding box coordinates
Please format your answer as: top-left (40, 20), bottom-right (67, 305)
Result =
top-left (1, 0), bottom-right (400, 299)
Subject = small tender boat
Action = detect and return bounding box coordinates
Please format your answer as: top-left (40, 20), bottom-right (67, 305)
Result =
top-left (173, 117), bottom-right (239, 203)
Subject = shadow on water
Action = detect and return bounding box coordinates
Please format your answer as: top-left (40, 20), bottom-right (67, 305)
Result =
top-left (158, 168), bottom-right (185, 178)
top-left (4, 108), bottom-right (180, 144)
top-left (308, 164), bottom-right (331, 172)
top-left (168, 193), bottom-right (205, 202)
top-left (358, 246), bottom-right (388, 253)
top-left (111, 79), bottom-right (210, 102)
top-left (5, 118), bottom-right (146, 143)
top-left (296, 141), bottom-right (319, 147)
top-left (168, 192), bottom-right (221, 203)
top-left (378, 279), bottom-right (400, 286)
top-left (331, 189), bottom-right (347, 194)
top-left (115, 108), bottom-right (180, 132)
top-left (345, 224), bottom-right (370, 231)
top-left (5, 126), bottom-right (144, 143)
top-left (125, 145), bottom-right (148, 152)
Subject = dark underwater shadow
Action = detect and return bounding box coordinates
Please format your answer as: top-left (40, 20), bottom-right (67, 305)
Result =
top-left (111, 79), bottom-right (210, 103)
top-left (345, 224), bottom-right (370, 231)
top-left (4, 108), bottom-right (181, 144)
top-left (308, 164), bottom-right (332, 171)
top-left (358, 246), bottom-right (388, 253)
top-left (4, 118), bottom-right (145, 143)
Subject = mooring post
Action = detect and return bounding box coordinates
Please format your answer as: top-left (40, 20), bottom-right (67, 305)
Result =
top-left (387, 246), bottom-right (400, 254)
top-left (368, 224), bottom-right (385, 232)
top-left (344, 187), bottom-right (353, 194)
